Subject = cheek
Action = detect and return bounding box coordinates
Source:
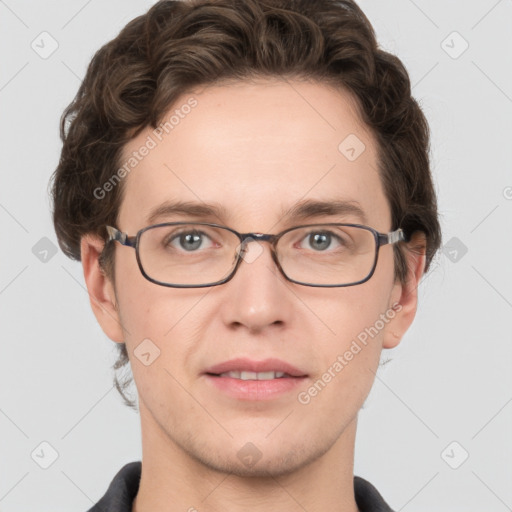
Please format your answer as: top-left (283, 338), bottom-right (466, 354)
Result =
top-left (114, 266), bottom-right (209, 383)
top-left (114, 248), bottom-right (176, 335)
top-left (318, 294), bottom-right (384, 377)
top-left (117, 292), bottom-right (202, 417)
top-left (118, 288), bottom-right (201, 351)
top-left (309, 263), bottom-right (395, 382)
top-left (317, 268), bottom-right (394, 348)
top-left (299, 288), bottom-right (389, 419)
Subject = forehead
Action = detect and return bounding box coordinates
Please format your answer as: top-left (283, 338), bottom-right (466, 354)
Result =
top-left (117, 79), bottom-right (389, 231)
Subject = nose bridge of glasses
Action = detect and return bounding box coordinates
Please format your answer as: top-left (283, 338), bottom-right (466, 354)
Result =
top-left (240, 232), bottom-right (275, 242)
top-left (238, 232), bottom-right (277, 250)
top-left (235, 232), bottom-right (279, 264)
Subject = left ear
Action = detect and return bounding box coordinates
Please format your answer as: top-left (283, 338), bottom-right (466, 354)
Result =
top-left (383, 231), bottom-right (427, 349)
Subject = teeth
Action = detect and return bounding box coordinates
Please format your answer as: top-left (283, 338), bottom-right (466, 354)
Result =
top-left (219, 370), bottom-right (287, 380)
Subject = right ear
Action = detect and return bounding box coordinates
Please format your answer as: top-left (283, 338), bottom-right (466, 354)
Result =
top-left (80, 234), bottom-right (124, 343)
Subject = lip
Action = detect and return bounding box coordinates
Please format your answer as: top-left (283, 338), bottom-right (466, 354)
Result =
top-left (203, 358), bottom-right (308, 378)
top-left (202, 358), bottom-right (309, 401)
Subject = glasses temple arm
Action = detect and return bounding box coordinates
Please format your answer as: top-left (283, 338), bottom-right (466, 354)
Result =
top-left (378, 228), bottom-right (407, 246)
top-left (105, 225), bottom-right (138, 247)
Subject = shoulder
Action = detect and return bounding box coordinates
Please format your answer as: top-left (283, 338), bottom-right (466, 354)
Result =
top-left (354, 475), bottom-right (395, 512)
top-left (86, 461), bottom-right (141, 512)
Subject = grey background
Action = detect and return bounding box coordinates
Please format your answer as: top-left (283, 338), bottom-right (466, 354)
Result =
top-left (1, 0), bottom-right (511, 511)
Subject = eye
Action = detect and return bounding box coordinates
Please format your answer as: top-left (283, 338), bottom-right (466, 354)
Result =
top-left (166, 230), bottom-right (214, 252)
top-left (298, 230), bottom-right (347, 252)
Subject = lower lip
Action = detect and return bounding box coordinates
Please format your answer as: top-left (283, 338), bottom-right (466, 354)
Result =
top-left (203, 374), bottom-right (307, 401)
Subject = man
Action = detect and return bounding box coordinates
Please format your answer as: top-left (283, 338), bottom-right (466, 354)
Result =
top-left (51, 0), bottom-right (441, 510)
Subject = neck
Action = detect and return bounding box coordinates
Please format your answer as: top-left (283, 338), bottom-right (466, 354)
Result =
top-left (132, 404), bottom-right (360, 512)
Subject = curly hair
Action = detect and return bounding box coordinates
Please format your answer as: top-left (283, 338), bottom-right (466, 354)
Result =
top-left (50, 0), bottom-right (441, 409)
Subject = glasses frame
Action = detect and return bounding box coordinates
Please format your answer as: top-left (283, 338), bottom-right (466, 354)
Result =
top-left (105, 222), bottom-right (407, 288)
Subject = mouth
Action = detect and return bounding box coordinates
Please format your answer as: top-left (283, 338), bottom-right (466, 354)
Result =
top-left (202, 358), bottom-right (308, 401)
top-left (209, 370), bottom-right (294, 380)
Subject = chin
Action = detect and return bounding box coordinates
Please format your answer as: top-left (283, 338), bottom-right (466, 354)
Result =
top-left (186, 435), bottom-right (330, 479)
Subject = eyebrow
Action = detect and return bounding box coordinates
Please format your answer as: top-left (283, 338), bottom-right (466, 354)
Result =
top-left (146, 200), bottom-right (229, 225)
top-left (145, 198), bottom-right (368, 226)
top-left (279, 198), bottom-right (368, 225)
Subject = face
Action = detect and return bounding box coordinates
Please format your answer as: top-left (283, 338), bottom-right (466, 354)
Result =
top-left (87, 78), bottom-right (417, 477)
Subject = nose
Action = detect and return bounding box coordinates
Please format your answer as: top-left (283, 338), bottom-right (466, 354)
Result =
top-left (220, 238), bottom-right (293, 333)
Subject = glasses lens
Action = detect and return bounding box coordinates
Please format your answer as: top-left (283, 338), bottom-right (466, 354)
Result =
top-left (277, 225), bottom-right (377, 286)
top-left (138, 224), bottom-right (239, 286)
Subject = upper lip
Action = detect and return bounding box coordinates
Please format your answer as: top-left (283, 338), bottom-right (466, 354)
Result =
top-left (203, 358), bottom-right (308, 377)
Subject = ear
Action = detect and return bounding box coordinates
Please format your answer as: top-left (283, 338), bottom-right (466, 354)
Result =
top-left (80, 234), bottom-right (124, 343)
top-left (383, 231), bottom-right (427, 349)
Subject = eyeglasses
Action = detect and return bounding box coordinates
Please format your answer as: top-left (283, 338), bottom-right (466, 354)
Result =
top-left (105, 222), bottom-right (406, 288)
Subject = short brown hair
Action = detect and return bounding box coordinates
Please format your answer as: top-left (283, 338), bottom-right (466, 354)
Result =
top-left (50, 0), bottom-right (441, 409)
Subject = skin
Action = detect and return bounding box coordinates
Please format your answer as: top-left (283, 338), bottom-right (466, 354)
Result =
top-left (81, 78), bottom-right (425, 512)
